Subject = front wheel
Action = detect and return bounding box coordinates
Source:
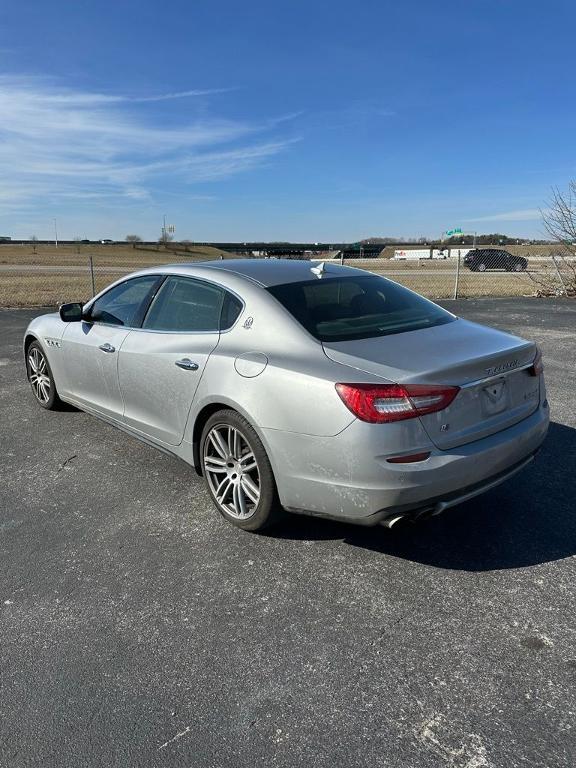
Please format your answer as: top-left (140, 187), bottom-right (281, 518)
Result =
top-left (201, 410), bottom-right (281, 531)
top-left (477, 262), bottom-right (487, 272)
top-left (26, 341), bottom-right (62, 410)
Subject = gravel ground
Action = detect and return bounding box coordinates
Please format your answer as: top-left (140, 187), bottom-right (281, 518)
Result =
top-left (0, 298), bottom-right (575, 768)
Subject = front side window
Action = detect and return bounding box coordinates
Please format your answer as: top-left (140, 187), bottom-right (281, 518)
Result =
top-left (143, 276), bottom-right (227, 332)
top-left (89, 275), bottom-right (160, 327)
top-left (268, 275), bottom-right (455, 342)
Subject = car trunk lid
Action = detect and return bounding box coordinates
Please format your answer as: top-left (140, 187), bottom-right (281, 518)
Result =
top-left (323, 318), bottom-right (539, 449)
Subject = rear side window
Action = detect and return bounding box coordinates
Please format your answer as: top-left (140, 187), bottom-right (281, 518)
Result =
top-left (221, 293), bottom-right (243, 330)
top-left (267, 275), bottom-right (455, 342)
top-left (143, 276), bottom-right (226, 332)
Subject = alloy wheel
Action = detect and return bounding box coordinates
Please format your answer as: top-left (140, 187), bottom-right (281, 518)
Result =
top-left (28, 347), bottom-right (51, 404)
top-left (203, 425), bottom-right (261, 519)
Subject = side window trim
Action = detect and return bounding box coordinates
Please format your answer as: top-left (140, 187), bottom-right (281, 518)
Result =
top-left (133, 275), bottom-right (167, 328)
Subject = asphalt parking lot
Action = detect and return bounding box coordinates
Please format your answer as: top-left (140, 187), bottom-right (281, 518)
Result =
top-left (1, 298), bottom-right (575, 768)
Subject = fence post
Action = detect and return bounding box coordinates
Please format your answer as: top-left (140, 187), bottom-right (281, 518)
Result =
top-left (453, 249), bottom-right (461, 299)
top-left (340, 251), bottom-right (344, 266)
top-left (88, 255), bottom-right (96, 297)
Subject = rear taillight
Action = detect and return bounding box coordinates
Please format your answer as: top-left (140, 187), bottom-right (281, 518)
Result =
top-left (529, 346), bottom-right (544, 376)
top-left (335, 383), bottom-right (460, 423)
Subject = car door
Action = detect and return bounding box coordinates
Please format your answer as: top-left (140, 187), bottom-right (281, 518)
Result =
top-left (118, 275), bottom-right (242, 446)
top-left (60, 275), bottom-right (161, 421)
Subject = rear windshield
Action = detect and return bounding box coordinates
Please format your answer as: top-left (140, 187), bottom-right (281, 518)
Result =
top-left (267, 275), bottom-right (455, 342)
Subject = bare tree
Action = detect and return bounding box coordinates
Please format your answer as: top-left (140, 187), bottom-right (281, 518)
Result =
top-left (158, 232), bottom-right (174, 245)
top-left (537, 184), bottom-right (576, 295)
top-left (30, 235), bottom-right (38, 255)
top-left (125, 234), bottom-right (142, 249)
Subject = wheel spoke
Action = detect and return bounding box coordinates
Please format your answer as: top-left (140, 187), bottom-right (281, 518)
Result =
top-left (37, 356), bottom-right (46, 374)
top-left (28, 353), bottom-right (38, 373)
top-left (215, 476), bottom-right (233, 504)
top-left (204, 457), bottom-right (227, 474)
top-left (39, 380), bottom-right (50, 401)
top-left (209, 430), bottom-right (229, 459)
top-left (239, 452), bottom-right (257, 473)
top-left (240, 475), bottom-right (260, 504)
top-left (233, 483), bottom-right (248, 517)
top-left (232, 429), bottom-right (242, 460)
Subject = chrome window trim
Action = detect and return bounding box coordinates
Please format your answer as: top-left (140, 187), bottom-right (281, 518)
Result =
top-left (139, 274), bottom-right (246, 335)
top-left (82, 273), bottom-right (245, 334)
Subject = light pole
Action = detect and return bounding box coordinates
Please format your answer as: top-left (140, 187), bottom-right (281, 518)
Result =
top-left (53, 218), bottom-right (58, 248)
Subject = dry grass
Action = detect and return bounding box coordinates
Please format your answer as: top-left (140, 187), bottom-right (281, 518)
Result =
top-left (1, 275), bottom-right (97, 307)
top-left (0, 264), bottom-right (543, 307)
top-left (0, 242), bottom-right (229, 266)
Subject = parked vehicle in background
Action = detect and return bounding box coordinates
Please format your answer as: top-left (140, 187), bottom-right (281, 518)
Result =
top-left (23, 260), bottom-right (548, 532)
top-left (464, 249), bottom-right (528, 272)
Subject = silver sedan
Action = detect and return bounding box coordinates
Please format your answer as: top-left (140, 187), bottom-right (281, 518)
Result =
top-left (24, 259), bottom-right (549, 531)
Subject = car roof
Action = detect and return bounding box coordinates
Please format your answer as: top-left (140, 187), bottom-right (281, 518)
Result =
top-left (160, 258), bottom-right (364, 288)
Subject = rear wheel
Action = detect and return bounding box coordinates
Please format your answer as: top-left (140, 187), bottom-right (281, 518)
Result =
top-left (201, 409), bottom-right (281, 531)
top-left (26, 341), bottom-right (62, 410)
top-left (514, 262), bottom-right (525, 272)
top-left (477, 262), bottom-right (487, 272)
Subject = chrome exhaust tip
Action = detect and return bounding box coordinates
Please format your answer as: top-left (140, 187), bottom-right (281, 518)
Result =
top-left (381, 514), bottom-right (406, 529)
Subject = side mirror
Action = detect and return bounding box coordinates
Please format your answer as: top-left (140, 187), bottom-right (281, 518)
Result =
top-left (59, 302), bottom-right (84, 322)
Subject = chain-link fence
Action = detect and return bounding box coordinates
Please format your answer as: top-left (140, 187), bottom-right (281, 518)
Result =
top-left (340, 246), bottom-right (575, 299)
top-left (0, 243), bottom-right (574, 308)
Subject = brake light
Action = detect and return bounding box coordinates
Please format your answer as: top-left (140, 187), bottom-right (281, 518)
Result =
top-left (529, 346), bottom-right (544, 376)
top-left (335, 383), bottom-right (460, 423)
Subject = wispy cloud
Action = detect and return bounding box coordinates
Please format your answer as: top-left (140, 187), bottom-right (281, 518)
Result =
top-left (464, 209), bottom-right (543, 223)
top-left (0, 76), bottom-right (296, 210)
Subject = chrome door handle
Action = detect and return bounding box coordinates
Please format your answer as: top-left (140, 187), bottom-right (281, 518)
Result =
top-left (175, 358), bottom-right (199, 371)
top-left (99, 343), bottom-right (115, 353)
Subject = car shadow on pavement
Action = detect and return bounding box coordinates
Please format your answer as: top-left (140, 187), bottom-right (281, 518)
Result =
top-left (270, 421), bottom-right (576, 571)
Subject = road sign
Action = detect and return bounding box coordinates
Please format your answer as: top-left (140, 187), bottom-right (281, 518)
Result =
top-left (445, 228), bottom-right (462, 236)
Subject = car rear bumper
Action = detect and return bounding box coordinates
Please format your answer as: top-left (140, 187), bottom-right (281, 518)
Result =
top-left (262, 397), bottom-right (549, 525)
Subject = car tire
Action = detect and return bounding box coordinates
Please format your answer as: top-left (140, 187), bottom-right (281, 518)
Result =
top-left (477, 262), bottom-right (487, 272)
top-left (201, 409), bottom-right (282, 531)
top-left (26, 340), bottom-right (63, 410)
top-left (514, 262), bottom-right (525, 272)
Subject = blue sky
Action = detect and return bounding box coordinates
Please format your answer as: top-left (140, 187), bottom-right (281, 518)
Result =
top-left (0, 0), bottom-right (573, 241)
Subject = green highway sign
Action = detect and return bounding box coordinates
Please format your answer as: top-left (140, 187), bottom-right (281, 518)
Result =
top-left (445, 228), bottom-right (462, 236)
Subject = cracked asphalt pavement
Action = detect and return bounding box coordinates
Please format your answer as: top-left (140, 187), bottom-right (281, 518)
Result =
top-left (1, 298), bottom-right (575, 767)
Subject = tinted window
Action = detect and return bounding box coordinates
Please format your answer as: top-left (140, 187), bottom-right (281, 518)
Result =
top-left (143, 276), bottom-right (225, 332)
top-left (220, 293), bottom-right (243, 330)
top-left (268, 275), bottom-right (455, 342)
top-left (90, 276), bottom-right (159, 326)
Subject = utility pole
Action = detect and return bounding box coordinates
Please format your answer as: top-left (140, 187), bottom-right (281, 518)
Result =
top-left (53, 218), bottom-right (58, 248)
